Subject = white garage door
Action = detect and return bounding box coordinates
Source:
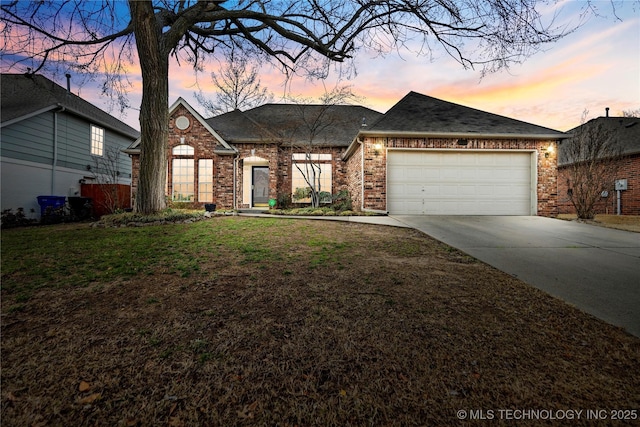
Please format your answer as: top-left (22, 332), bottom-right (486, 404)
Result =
top-left (387, 150), bottom-right (534, 215)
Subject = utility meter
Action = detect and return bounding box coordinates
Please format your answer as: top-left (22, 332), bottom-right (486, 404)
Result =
top-left (615, 179), bottom-right (628, 191)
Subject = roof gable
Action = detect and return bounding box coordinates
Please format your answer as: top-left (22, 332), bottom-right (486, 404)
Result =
top-left (169, 97), bottom-right (234, 151)
top-left (367, 91), bottom-right (566, 139)
top-left (1, 73), bottom-right (139, 139)
top-left (126, 97), bottom-right (235, 152)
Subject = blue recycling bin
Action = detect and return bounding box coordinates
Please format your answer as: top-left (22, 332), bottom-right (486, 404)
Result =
top-left (37, 196), bottom-right (66, 219)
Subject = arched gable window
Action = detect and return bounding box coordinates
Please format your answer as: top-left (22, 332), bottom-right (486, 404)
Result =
top-left (173, 145), bottom-right (194, 156)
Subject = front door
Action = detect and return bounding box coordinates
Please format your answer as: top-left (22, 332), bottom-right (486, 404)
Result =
top-left (252, 166), bottom-right (269, 207)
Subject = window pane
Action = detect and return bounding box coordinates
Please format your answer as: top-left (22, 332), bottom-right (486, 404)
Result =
top-left (291, 161), bottom-right (331, 203)
top-left (91, 125), bottom-right (104, 156)
top-left (292, 153), bottom-right (332, 161)
top-left (173, 145), bottom-right (194, 155)
top-left (172, 158), bottom-right (194, 201)
top-left (198, 159), bottom-right (214, 202)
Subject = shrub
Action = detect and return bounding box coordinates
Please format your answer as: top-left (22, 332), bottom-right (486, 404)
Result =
top-left (97, 209), bottom-right (206, 227)
top-left (1, 208), bottom-right (37, 229)
top-left (331, 190), bottom-right (352, 212)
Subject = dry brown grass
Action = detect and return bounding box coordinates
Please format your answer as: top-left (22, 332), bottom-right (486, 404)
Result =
top-left (2, 218), bottom-right (639, 426)
top-left (557, 214), bottom-right (640, 232)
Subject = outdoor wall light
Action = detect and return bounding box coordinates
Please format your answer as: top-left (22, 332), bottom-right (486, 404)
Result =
top-left (545, 144), bottom-right (554, 158)
top-left (373, 142), bottom-right (383, 156)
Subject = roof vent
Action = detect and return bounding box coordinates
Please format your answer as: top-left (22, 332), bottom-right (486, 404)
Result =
top-left (361, 117), bottom-right (367, 127)
top-left (606, 107), bottom-right (610, 118)
top-left (66, 73), bottom-right (71, 94)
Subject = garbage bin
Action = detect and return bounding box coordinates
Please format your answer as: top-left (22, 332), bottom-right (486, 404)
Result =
top-left (37, 196), bottom-right (66, 222)
top-left (68, 197), bottom-right (93, 220)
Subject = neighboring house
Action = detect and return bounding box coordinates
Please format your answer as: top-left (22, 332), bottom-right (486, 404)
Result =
top-left (1, 73), bottom-right (140, 218)
top-left (127, 91), bottom-right (567, 216)
top-left (557, 115), bottom-right (640, 215)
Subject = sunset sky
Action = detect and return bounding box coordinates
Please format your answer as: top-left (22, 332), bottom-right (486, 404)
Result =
top-left (8, 1), bottom-right (639, 133)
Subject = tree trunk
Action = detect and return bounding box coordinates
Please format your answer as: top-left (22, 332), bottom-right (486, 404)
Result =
top-left (130, 1), bottom-right (169, 215)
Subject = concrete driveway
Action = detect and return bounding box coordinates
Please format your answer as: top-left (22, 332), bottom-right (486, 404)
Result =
top-left (392, 216), bottom-right (640, 337)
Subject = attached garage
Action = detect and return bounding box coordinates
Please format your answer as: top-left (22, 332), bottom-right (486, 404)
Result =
top-left (343, 91), bottom-right (567, 217)
top-left (387, 150), bottom-right (535, 215)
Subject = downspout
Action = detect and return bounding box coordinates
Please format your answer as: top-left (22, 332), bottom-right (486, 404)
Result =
top-left (52, 104), bottom-right (66, 194)
top-left (359, 138), bottom-right (365, 212)
top-left (233, 152), bottom-right (240, 210)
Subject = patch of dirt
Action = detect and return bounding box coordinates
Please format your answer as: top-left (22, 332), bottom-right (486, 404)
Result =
top-left (2, 219), bottom-right (639, 426)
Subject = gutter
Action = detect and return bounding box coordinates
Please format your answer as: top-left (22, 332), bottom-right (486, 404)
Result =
top-left (343, 130), bottom-right (569, 161)
top-left (2, 104), bottom-right (140, 141)
top-left (358, 130), bottom-right (569, 140)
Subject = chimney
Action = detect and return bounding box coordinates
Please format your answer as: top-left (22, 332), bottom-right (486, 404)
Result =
top-left (605, 107), bottom-right (610, 118)
top-left (65, 73), bottom-right (71, 94)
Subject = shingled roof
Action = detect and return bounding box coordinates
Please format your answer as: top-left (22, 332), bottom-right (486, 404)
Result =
top-left (558, 117), bottom-right (640, 166)
top-left (1, 73), bottom-right (139, 139)
top-left (364, 91), bottom-right (567, 139)
top-left (205, 108), bottom-right (274, 143)
top-left (207, 104), bottom-right (383, 147)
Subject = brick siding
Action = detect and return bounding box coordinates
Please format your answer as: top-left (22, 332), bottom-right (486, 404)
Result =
top-left (347, 137), bottom-right (558, 217)
top-left (130, 107), bottom-right (350, 210)
top-left (558, 153), bottom-right (640, 215)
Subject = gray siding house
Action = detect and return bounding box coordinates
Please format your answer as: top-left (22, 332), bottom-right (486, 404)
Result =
top-left (1, 73), bottom-right (139, 218)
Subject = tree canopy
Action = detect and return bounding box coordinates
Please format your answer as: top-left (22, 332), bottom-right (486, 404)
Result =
top-left (2, 0), bottom-right (576, 214)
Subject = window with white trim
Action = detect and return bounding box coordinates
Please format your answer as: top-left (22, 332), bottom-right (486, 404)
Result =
top-left (172, 145), bottom-right (194, 201)
top-left (198, 159), bottom-right (214, 203)
top-left (172, 158), bottom-right (194, 201)
top-left (90, 125), bottom-right (104, 156)
top-left (291, 153), bottom-right (332, 203)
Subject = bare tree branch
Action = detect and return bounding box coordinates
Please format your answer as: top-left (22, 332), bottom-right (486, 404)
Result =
top-left (2, 0), bottom-right (607, 214)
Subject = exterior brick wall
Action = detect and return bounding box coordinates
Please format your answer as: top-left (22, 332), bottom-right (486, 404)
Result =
top-left (274, 145), bottom-right (348, 208)
top-left (167, 105), bottom-right (219, 204)
top-left (232, 144), bottom-right (280, 209)
top-left (215, 154), bottom-right (235, 209)
top-left (130, 118), bottom-right (350, 210)
top-left (558, 154), bottom-right (640, 215)
top-left (130, 105), bottom-right (237, 209)
top-left (350, 136), bottom-right (558, 216)
top-left (345, 143), bottom-right (363, 211)
top-left (130, 155), bottom-right (140, 206)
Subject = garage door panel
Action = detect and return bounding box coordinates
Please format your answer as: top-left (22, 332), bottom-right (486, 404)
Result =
top-left (387, 151), bottom-right (533, 215)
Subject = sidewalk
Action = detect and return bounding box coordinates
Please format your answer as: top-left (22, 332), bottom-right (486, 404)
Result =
top-left (237, 212), bottom-right (411, 228)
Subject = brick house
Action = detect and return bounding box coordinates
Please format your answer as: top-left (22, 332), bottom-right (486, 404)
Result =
top-left (126, 92), bottom-right (567, 216)
top-left (125, 97), bottom-right (382, 210)
top-left (557, 116), bottom-right (640, 216)
top-left (344, 92), bottom-right (566, 216)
